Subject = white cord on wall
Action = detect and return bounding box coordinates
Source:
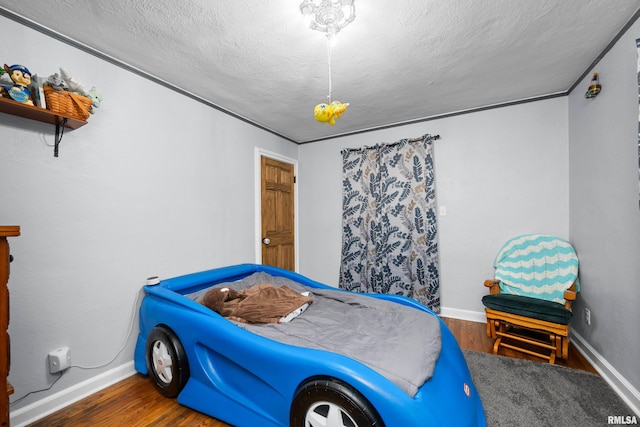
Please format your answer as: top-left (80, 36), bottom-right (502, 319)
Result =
top-left (71, 289), bottom-right (142, 370)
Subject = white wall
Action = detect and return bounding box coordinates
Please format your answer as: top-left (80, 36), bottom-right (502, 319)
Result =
top-left (298, 97), bottom-right (570, 318)
top-left (0, 15), bottom-right (297, 421)
top-left (568, 17), bottom-right (640, 401)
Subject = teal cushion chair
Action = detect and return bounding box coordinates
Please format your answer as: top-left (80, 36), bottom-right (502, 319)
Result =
top-left (482, 234), bottom-right (579, 364)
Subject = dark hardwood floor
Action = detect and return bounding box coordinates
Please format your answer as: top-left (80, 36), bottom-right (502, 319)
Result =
top-left (28, 318), bottom-right (596, 426)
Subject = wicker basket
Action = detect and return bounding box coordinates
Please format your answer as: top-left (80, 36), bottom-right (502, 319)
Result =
top-left (44, 86), bottom-right (92, 121)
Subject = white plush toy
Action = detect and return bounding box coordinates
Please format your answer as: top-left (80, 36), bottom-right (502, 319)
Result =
top-left (59, 68), bottom-right (88, 96)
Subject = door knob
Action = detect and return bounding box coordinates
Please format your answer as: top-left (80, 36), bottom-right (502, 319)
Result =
top-left (262, 237), bottom-right (271, 245)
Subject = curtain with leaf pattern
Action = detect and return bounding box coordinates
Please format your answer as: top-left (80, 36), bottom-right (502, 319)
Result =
top-left (339, 134), bottom-right (440, 312)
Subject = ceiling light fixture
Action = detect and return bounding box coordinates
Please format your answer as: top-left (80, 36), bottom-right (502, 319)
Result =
top-left (300, 0), bottom-right (356, 39)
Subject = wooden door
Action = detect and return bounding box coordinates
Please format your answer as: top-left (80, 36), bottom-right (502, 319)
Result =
top-left (261, 156), bottom-right (295, 271)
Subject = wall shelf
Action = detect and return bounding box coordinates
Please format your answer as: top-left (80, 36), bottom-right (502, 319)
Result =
top-left (0, 96), bottom-right (87, 156)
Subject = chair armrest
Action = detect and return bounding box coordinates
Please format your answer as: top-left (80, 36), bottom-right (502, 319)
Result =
top-left (564, 281), bottom-right (578, 309)
top-left (563, 289), bottom-right (577, 301)
top-left (484, 279), bottom-right (501, 295)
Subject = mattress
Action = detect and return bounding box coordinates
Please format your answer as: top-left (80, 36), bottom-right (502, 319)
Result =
top-left (186, 272), bottom-right (442, 397)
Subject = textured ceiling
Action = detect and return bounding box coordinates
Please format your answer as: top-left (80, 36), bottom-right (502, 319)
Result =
top-left (1, 1), bottom-right (640, 143)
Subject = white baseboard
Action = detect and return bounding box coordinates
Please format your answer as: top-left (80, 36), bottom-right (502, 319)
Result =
top-left (9, 361), bottom-right (137, 427)
top-left (440, 306), bottom-right (486, 323)
top-left (570, 331), bottom-right (640, 417)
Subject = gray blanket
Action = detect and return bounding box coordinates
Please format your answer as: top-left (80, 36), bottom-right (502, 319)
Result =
top-left (187, 272), bottom-right (441, 397)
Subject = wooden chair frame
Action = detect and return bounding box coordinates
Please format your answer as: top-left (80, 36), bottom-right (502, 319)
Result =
top-left (483, 280), bottom-right (577, 363)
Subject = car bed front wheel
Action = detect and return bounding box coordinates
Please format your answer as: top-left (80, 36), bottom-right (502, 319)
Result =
top-left (290, 378), bottom-right (384, 427)
top-left (145, 326), bottom-right (189, 398)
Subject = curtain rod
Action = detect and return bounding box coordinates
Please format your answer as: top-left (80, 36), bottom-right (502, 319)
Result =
top-left (407, 135), bottom-right (440, 142)
top-left (342, 134), bottom-right (440, 154)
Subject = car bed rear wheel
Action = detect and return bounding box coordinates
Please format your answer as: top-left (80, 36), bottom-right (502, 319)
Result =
top-left (290, 378), bottom-right (384, 427)
top-left (145, 326), bottom-right (189, 397)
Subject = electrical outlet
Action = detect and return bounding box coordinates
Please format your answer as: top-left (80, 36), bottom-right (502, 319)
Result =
top-left (584, 308), bottom-right (591, 326)
top-left (48, 347), bottom-right (71, 374)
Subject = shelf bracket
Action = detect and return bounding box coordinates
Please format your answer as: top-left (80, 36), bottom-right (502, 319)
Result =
top-left (54, 118), bottom-right (68, 157)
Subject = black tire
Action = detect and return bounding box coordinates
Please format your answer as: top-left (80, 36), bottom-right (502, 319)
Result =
top-left (145, 326), bottom-right (189, 398)
top-left (290, 378), bottom-right (384, 427)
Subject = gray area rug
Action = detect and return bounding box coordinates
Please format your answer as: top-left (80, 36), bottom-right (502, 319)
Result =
top-left (463, 350), bottom-right (635, 427)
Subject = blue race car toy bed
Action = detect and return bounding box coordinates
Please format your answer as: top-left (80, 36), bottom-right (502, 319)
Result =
top-left (134, 263), bottom-right (486, 427)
